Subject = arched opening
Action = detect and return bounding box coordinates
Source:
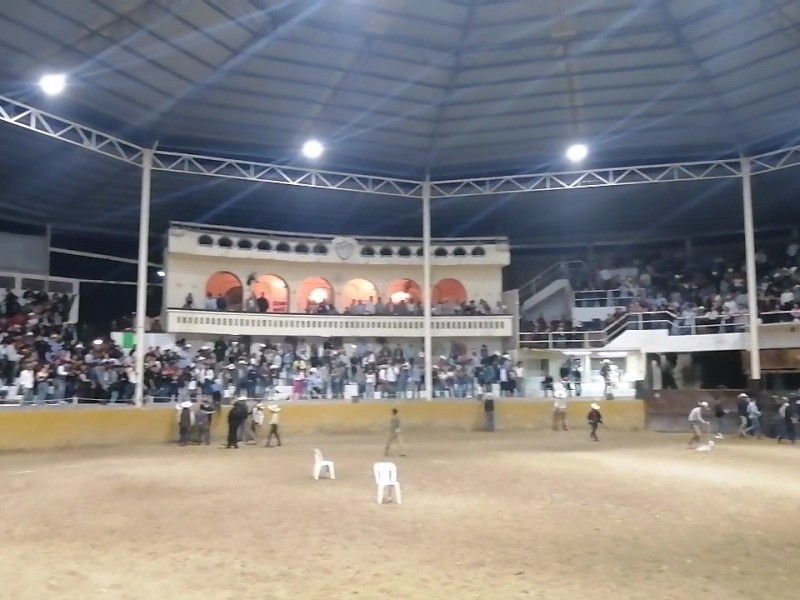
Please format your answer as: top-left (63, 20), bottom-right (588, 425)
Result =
top-left (205, 271), bottom-right (243, 311)
top-left (453, 247), bottom-right (466, 256)
top-left (250, 274), bottom-right (289, 313)
top-left (295, 243), bottom-right (309, 254)
top-left (312, 243), bottom-right (328, 255)
top-left (434, 247), bottom-right (448, 257)
top-left (237, 239), bottom-right (253, 250)
top-left (198, 234), bottom-right (213, 246)
top-left (257, 240), bottom-right (272, 251)
top-left (397, 246), bottom-right (411, 257)
top-left (297, 277), bottom-right (334, 313)
top-left (342, 278), bottom-right (378, 312)
top-left (379, 246), bottom-right (393, 256)
top-left (361, 246), bottom-right (375, 257)
top-left (386, 278), bottom-right (422, 307)
top-left (276, 242), bottom-right (291, 253)
top-left (471, 246), bottom-right (485, 256)
top-left (218, 236), bottom-right (233, 248)
top-left (432, 278), bottom-right (468, 306)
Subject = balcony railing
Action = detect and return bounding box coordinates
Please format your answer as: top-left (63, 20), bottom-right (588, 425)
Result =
top-left (166, 308), bottom-right (514, 338)
top-left (573, 287), bottom-right (646, 308)
top-left (519, 310), bottom-right (796, 350)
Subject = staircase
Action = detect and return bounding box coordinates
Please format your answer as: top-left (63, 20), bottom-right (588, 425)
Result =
top-left (518, 261), bottom-right (589, 319)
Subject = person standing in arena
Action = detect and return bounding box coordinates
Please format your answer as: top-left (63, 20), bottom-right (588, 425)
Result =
top-left (687, 401), bottom-right (710, 448)
top-left (552, 390), bottom-right (568, 431)
top-left (777, 398), bottom-right (796, 444)
top-left (737, 393), bottom-right (750, 438)
top-left (195, 398), bottom-right (214, 445)
top-left (384, 408), bottom-right (406, 456)
top-left (176, 400), bottom-right (194, 446)
top-left (482, 393), bottom-right (495, 432)
top-left (249, 402), bottom-right (265, 445)
top-left (265, 405), bottom-right (282, 448)
top-left (587, 403), bottom-right (602, 442)
top-left (224, 397), bottom-right (248, 449)
top-left (746, 395), bottom-right (762, 439)
top-left (712, 398), bottom-right (727, 439)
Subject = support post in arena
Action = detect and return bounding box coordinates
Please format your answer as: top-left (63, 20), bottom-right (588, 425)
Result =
top-left (133, 147), bottom-right (155, 408)
top-left (422, 176), bottom-right (433, 401)
top-left (741, 156), bottom-right (761, 394)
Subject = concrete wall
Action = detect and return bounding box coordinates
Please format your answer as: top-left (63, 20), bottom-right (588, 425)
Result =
top-left (0, 400), bottom-right (645, 451)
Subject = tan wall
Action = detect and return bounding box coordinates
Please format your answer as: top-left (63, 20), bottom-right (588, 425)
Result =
top-left (0, 401), bottom-right (644, 451)
top-left (165, 254), bottom-right (503, 311)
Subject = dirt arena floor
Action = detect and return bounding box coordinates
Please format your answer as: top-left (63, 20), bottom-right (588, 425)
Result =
top-left (2, 429), bottom-right (800, 600)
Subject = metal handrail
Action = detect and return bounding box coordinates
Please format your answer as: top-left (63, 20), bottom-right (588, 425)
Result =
top-left (573, 288), bottom-right (646, 306)
top-left (519, 309), bottom-right (800, 350)
top-left (517, 260), bottom-right (589, 303)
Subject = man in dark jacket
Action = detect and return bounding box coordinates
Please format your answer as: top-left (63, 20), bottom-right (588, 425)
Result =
top-left (225, 398), bottom-right (249, 449)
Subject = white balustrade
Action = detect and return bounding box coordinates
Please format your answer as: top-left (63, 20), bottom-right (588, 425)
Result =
top-left (166, 308), bottom-right (514, 338)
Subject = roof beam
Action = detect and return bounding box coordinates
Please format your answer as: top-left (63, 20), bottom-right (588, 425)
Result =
top-left (0, 94), bottom-right (143, 165)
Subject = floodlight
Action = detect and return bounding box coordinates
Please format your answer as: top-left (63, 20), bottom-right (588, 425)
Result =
top-left (157, 270), bottom-right (166, 278)
top-left (566, 143), bottom-right (588, 162)
top-left (93, 338), bottom-right (103, 346)
top-left (39, 73), bottom-right (67, 96)
top-left (302, 139), bottom-right (324, 159)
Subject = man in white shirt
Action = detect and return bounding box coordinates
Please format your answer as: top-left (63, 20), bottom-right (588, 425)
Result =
top-left (687, 401), bottom-right (709, 448)
top-left (746, 397), bottom-right (762, 439)
top-left (18, 364), bottom-right (35, 405)
top-left (552, 390), bottom-right (568, 431)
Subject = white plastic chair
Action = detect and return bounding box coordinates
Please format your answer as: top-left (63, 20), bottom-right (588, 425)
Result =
top-left (374, 462), bottom-right (401, 504)
top-left (313, 448), bottom-right (335, 480)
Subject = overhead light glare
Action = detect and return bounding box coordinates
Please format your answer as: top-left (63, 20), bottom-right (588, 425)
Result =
top-left (566, 143), bottom-right (588, 163)
top-left (39, 73), bottom-right (67, 96)
top-left (302, 139), bottom-right (324, 159)
top-left (157, 270), bottom-right (166, 278)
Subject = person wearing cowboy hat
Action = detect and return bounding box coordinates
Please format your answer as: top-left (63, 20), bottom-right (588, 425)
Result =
top-left (265, 404), bottom-right (282, 447)
top-left (176, 400), bottom-right (194, 446)
top-left (736, 393), bottom-right (750, 438)
top-left (249, 401), bottom-right (265, 445)
top-left (687, 401), bottom-right (710, 448)
top-left (224, 396), bottom-right (249, 449)
top-left (587, 403), bottom-right (603, 442)
top-left (552, 390), bottom-right (569, 431)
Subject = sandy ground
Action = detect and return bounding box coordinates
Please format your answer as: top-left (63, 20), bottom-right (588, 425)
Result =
top-left (2, 430), bottom-right (800, 600)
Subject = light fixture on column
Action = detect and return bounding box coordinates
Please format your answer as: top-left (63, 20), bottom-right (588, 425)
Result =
top-left (566, 143), bottom-right (588, 163)
top-left (39, 73), bottom-right (67, 96)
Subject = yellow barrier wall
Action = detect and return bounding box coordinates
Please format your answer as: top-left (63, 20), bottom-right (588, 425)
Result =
top-left (0, 400), bottom-right (644, 451)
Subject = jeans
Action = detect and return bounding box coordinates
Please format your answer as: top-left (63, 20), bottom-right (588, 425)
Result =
top-left (364, 382), bottom-right (375, 399)
top-left (747, 416), bottom-right (761, 437)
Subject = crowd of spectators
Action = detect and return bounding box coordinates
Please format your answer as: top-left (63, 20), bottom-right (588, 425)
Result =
top-left (184, 292), bottom-right (508, 317)
top-left (140, 338), bottom-right (525, 403)
top-left (523, 239), bottom-right (800, 341)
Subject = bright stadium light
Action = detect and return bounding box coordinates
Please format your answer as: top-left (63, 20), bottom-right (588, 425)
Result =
top-left (566, 143), bottom-right (588, 163)
top-left (302, 139), bottom-right (324, 159)
top-left (157, 270), bottom-right (166, 278)
top-left (39, 73), bottom-right (67, 96)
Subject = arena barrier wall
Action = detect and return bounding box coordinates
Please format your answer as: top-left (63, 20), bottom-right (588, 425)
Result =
top-left (0, 400), bottom-right (644, 451)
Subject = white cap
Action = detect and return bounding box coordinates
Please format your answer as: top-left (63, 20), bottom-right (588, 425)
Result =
top-left (590, 403), bottom-right (601, 410)
top-left (700, 401), bottom-right (709, 408)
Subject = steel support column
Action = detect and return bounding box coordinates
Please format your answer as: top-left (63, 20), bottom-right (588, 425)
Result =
top-left (133, 148), bottom-right (154, 408)
top-left (741, 157), bottom-right (761, 388)
top-left (422, 178), bottom-right (433, 401)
